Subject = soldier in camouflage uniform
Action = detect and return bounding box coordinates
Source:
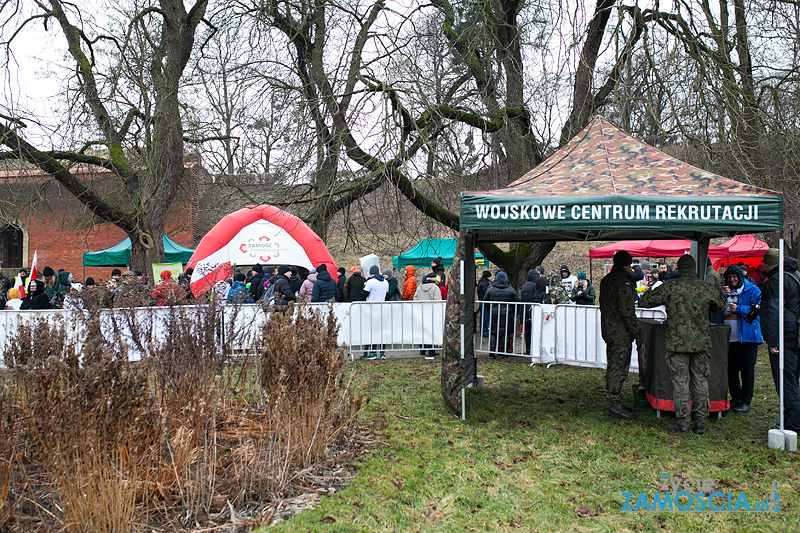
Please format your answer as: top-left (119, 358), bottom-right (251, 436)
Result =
top-left (638, 254), bottom-right (727, 434)
top-left (599, 250), bottom-right (641, 420)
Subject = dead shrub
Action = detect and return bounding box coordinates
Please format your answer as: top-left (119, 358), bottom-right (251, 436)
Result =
top-left (6, 315), bottom-right (152, 533)
top-left (253, 304), bottom-right (362, 469)
top-left (1, 301), bottom-right (365, 530)
top-left (0, 379), bottom-right (21, 531)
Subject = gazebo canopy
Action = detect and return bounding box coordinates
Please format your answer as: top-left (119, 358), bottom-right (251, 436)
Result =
top-left (461, 116), bottom-right (782, 242)
top-left (589, 235), bottom-right (769, 259)
top-left (392, 238), bottom-right (489, 269)
top-left (83, 235), bottom-right (195, 266)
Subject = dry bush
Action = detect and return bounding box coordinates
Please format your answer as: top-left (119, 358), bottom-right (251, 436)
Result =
top-left (5, 315), bottom-right (152, 533)
top-left (0, 302), bottom-right (365, 530)
top-left (143, 304), bottom-right (229, 521)
top-left (0, 379), bottom-right (21, 531)
top-left (253, 304), bottom-right (362, 469)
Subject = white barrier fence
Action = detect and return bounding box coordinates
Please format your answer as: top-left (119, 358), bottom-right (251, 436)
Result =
top-left (475, 301), bottom-right (666, 368)
top-left (0, 301), bottom-right (664, 368)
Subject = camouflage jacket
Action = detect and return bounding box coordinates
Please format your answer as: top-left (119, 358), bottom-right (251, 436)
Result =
top-left (546, 271), bottom-right (570, 304)
top-left (638, 269), bottom-right (727, 352)
top-left (599, 266), bottom-right (640, 343)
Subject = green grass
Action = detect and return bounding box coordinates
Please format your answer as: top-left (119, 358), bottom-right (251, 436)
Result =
top-left (262, 355), bottom-right (800, 532)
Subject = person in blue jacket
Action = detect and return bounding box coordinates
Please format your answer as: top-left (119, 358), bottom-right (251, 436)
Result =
top-left (311, 264), bottom-right (338, 303)
top-left (227, 273), bottom-right (255, 304)
top-left (720, 264), bottom-right (762, 413)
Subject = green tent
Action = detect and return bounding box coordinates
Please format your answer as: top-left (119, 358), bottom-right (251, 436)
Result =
top-left (83, 235), bottom-right (195, 266)
top-left (392, 238), bottom-right (488, 269)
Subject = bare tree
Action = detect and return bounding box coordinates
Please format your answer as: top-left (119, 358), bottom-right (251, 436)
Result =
top-left (0, 0), bottom-right (210, 272)
top-left (240, 0), bottom-right (651, 280)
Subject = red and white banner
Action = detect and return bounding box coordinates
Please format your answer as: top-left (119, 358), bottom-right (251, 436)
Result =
top-left (189, 248), bottom-right (233, 298)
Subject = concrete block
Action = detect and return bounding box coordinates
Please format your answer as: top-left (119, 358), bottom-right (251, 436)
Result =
top-left (768, 429), bottom-right (785, 450)
top-left (768, 429), bottom-right (798, 451)
top-left (785, 430), bottom-right (797, 452)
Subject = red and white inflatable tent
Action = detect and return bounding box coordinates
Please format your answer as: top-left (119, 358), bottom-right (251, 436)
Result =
top-left (187, 205), bottom-right (338, 297)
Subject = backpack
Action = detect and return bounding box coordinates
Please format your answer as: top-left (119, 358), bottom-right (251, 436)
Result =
top-left (260, 282), bottom-right (276, 306)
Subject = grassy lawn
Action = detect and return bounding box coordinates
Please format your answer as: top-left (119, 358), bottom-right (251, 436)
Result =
top-left (263, 354), bottom-right (799, 532)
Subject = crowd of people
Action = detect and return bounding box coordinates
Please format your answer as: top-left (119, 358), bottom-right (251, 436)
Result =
top-left (0, 265), bottom-right (194, 311)
top-left (597, 248), bottom-right (799, 436)
top-left (7, 247), bottom-right (799, 435)
top-left (0, 256), bottom-right (456, 314)
top-left (474, 250), bottom-right (799, 436)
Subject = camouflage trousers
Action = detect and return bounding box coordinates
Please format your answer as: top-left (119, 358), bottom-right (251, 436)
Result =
top-left (605, 339), bottom-right (634, 410)
top-left (666, 350), bottom-right (710, 425)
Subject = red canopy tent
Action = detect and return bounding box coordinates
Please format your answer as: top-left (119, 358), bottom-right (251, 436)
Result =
top-left (589, 239), bottom-right (691, 259)
top-left (708, 234), bottom-right (769, 272)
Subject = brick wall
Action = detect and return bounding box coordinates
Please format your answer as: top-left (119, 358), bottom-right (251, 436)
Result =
top-left (1, 160), bottom-right (201, 284)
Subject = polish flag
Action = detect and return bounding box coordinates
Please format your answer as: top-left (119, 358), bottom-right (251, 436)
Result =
top-left (30, 250), bottom-right (38, 281)
top-left (14, 275), bottom-right (26, 298)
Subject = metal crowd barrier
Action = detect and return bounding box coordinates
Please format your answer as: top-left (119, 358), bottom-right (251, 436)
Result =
top-left (0, 301), bottom-right (666, 369)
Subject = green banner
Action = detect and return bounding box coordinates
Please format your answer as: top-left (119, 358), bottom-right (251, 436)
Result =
top-left (460, 194), bottom-right (783, 234)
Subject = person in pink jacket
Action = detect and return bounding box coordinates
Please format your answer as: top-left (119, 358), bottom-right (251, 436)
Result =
top-left (298, 271), bottom-right (317, 302)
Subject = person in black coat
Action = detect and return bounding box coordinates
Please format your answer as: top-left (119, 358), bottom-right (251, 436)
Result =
top-left (431, 257), bottom-right (446, 286)
top-left (288, 267), bottom-right (303, 295)
top-left (760, 251), bottom-right (800, 432)
top-left (21, 279), bottom-right (51, 310)
top-left (336, 267), bottom-right (346, 302)
top-left (248, 264), bottom-right (265, 301)
top-left (311, 264), bottom-right (338, 302)
top-left (484, 271), bottom-right (519, 358)
top-left (272, 265), bottom-right (296, 305)
top-left (477, 270), bottom-right (492, 336)
top-left (519, 268), bottom-right (546, 354)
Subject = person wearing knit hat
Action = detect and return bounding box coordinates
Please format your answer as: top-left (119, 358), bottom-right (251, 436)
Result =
top-left (763, 248), bottom-right (780, 266)
top-left (760, 247), bottom-right (800, 433)
top-left (316, 263), bottom-right (328, 273)
top-left (431, 256), bottom-right (446, 286)
top-left (344, 266), bottom-right (366, 302)
top-left (638, 255), bottom-right (727, 434)
top-left (570, 271), bottom-right (595, 306)
top-left (62, 282), bottom-right (85, 310)
top-left (361, 264), bottom-right (389, 359)
top-left (311, 262), bottom-right (338, 303)
top-left (336, 267), bottom-right (347, 302)
top-left (152, 269), bottom-right (181, 306)
top-left (383, 268), bottom-right (401, 301)
top-left (42, 266), bottom-right (58, 303)
top-left (483, 270), bottom-right (518, 358)
top-left (599, 249), bottom-right (640, 420)
top-left (270, 265), bottom-right (296, 306)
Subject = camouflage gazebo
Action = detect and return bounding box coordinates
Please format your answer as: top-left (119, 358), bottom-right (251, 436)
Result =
top-left (442, 115), bottom-right (784, 426)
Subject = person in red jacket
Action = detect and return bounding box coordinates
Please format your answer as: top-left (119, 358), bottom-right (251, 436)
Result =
top-left (152, 270), bottom-right (182, 306)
